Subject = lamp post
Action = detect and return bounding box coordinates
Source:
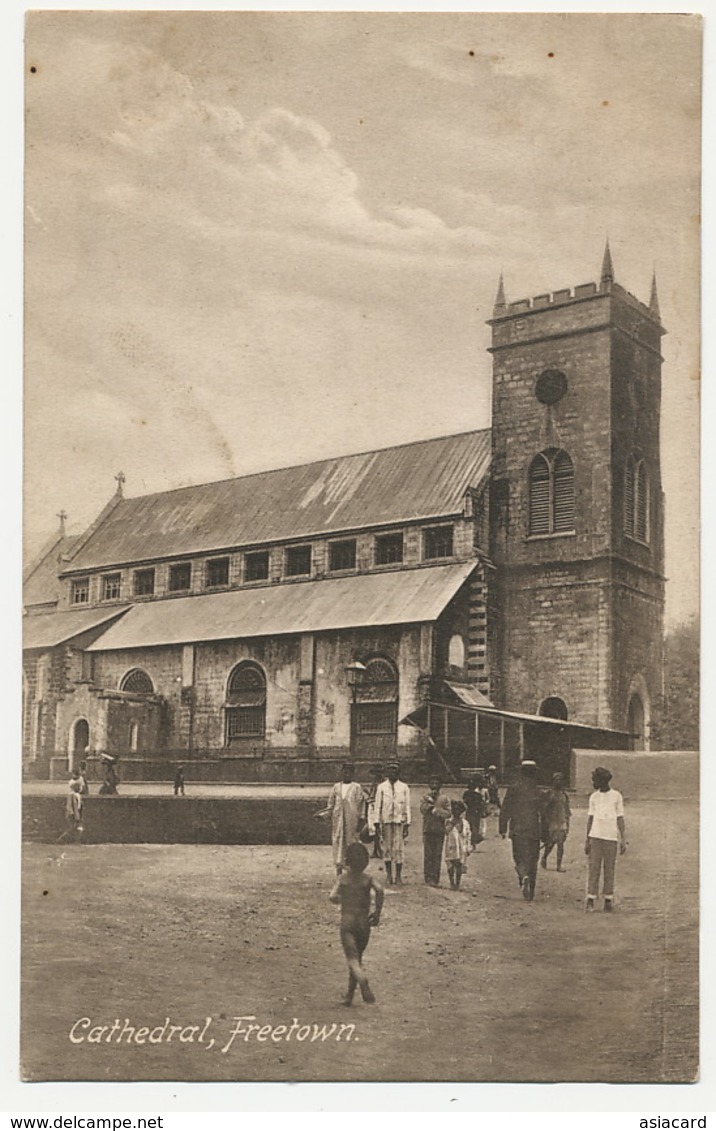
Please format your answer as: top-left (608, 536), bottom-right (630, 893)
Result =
top-left (345, 660), bottom-right (368, 698)
top-left (345, 661), bottom-right (367, 757)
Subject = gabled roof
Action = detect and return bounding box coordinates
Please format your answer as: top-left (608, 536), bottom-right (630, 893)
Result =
top-left (23, 533), bottom-right (81, 610)
top-left (86, 561), bottom-right (476, 651)
top-left (64, 430), bottom-right (491, 573)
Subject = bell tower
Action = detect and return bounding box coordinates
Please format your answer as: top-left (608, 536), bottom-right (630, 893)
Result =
top-left (488, 245), bottom-right (665, 747)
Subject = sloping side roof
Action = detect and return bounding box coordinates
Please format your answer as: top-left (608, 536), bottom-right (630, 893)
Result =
top-left (401, 700), bottom-right (630, 739)
top-left (445, 681), bottom-right (494, 708)
top-left (86, 561), bottom-right (476, 651)
top-left (66, 430), bottom-right (491, 571)
top-left (23, 606), bottom-right (131, 650)
top-left (23, 534), bottom-right (80, 609)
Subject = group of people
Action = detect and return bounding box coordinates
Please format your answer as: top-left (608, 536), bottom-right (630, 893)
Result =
top-left (325, 758), bottom-right (628, 1002)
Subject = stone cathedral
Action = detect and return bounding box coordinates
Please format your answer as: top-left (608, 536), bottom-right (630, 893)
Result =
top-left (23, 245), bottom-right (665, 782)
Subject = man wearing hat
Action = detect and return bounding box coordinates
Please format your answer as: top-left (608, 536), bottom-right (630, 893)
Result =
top-left (374, 761), bottom-right (411, 885)
top-left (585, 766), bottom-right (626, 912)
top-left (499, 761), bottom-right (547, 901)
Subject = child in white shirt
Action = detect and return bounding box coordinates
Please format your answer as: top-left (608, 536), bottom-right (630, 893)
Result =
top-left (585, 766), bottom-right (626, 912)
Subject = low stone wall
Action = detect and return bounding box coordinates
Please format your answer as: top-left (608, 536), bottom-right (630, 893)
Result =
top-left (48, 755), bottom-right (425, 785)
top-left (571, 749), bottom-right (699, 801)
top-left (22, 795), bottom-right (333, 846)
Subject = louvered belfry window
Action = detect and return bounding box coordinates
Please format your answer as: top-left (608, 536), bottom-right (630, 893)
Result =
top-left (528, 450), bottom-right (574, 536)
top-left (528, 455), bottom-right (551, 535)
top-left (226, 662), bottom-right (266, 742)
top-left (625, 456), bottom-right (649, 543)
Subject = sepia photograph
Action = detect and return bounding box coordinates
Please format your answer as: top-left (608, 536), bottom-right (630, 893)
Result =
top-left (20, 10), bottom-right (701, 1087)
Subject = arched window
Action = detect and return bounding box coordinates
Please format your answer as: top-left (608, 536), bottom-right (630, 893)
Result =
top-left (448, 634), bottom-right (466, 669)
top-left (225, 662), bottom-right (266, 743)
top-left (528, 449), bottom-right (574, 536)
top-left (351, 657), bottom-right (399, 756)
top-left (120, 669), bottom-right (154, 694)
top-left (539, 696), bottom-right (569, 721)
top-left (625, 456), bottom-right (649, 543)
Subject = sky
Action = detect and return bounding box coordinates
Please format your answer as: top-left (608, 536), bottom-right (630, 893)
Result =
top-left (23, 11), bottom-right (701, 626)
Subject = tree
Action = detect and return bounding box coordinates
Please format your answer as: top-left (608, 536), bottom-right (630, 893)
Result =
top-left (651, 618), bottom-right (699, 750)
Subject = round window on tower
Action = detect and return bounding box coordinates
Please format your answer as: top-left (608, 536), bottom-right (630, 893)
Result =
top-left (535, 369), bottom-right (568, 405)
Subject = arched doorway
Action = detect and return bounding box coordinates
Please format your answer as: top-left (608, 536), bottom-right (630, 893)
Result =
top-left (627, 693), bottom-right (646, 750)
top-left (539, 696), bottom-right (569, 721)
top-left (70, 718), bottom-right (90, 769)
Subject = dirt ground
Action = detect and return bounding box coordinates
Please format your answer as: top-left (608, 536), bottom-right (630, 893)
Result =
top-left (21, 797), bottom-right (698, 1084)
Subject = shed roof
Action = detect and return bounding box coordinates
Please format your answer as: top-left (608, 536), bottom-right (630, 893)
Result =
top-left (86, 561), bottom-right (476, 651)
top-left (401, 699), bottom-right (630, 740)
top-left (65, 430), bottom-right (491, 572)
top-left (23, 606), bottom-right (131, 650)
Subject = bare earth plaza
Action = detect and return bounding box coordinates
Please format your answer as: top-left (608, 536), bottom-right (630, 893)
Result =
top-left (22, 791), bottom-right (697, 1083)
top-left (21, 12), bottom-right (700, 1088)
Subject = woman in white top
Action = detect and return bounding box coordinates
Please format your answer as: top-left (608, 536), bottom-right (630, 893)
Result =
top-left (585, 766), bottom-right (626, 912)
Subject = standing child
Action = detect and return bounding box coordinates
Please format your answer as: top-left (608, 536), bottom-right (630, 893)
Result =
top-left (462, 775), bottom-right (486, 847)
top-left (486, 765), bottom-right (501, 812)
top-left (77, 761), bottom-right (90, 796)
top-left (585, 766), bottom-right (626, 912)
top-left (445, 800), bottom-right (471, 890)
top-left (59, 779), bottom-right (83, 844)
top-left (365, 764), bottom-right (385, 858)
top-left (329, 842), bottom-right (384, 1006)
top-left (541, 772), bottom-right (571, 871)
top-left (173, 764), bottom-right (186, 796)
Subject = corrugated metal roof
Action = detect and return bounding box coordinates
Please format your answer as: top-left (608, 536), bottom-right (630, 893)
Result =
top-left (86, 561), bottom-right (476, 651)
top-left (23, 606), bottom-right (131, 650)
top-left (66, 430), bottom-right (491, 571)
top-left (401, 700), bottom-right (629, 738)
top-left (445, 681), bottom-right (494, 708)
top-left (23, 534), bottom-right (80, 608)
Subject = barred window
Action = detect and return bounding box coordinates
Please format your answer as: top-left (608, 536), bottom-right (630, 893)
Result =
top-left (133, 568), bottom-right (155, 597)
top-left (168, 562), bottom-right (192, 592)
top-left (423, 525), bottom-right (454, 560)
top-left (528, 450), bottom-right (575, 536)
top-left (120, 668), bottom-right (154, 695)
top-left (375, 532), bottom-right (403, 565)
top-left (205, 557), bottom-right (230, 588)
top-left (245, 551), bottom-right (269, 582)
top-left (329, 539), bottom-right (356, 572)
top-left (102, 573), bottom-right (122, 601)
top-left (354, 703), bottom-right (398, 735)
top-left (71, 577), bottom-right (90, 605)
top-left (285, 545), bottom-right (312, 577)
top-left (351, 657), bottom-right (399, 745)
top-left (625, 456), bottom-right (649, 543)
top-left (226, 662), bottom-right (266, 743)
